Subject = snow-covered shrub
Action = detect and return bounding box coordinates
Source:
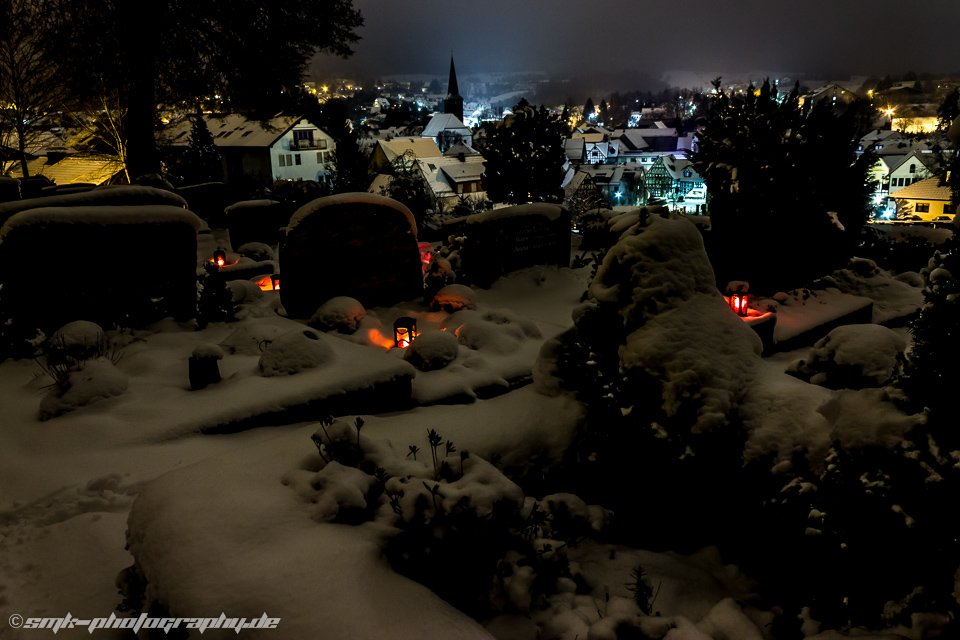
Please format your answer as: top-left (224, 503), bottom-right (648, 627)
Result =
top-left (38, 357), bottom-right (128, 420)
top-left (46, 320), bottom-right (108, 366)
top-left (445, 308), bottom-right (542, 355)
top-left (402, 330), bottom-right (459, 371)
top-left (258, 328), bottom-right (335, 376)
top-left (225, 279), bottom-right (263, 304)
top-left (234, 241), bottom-right (275, 262)
top-left (786, 324), bottom-right (907, 389)
top-left (308, 296), bottom-right (366, 334)
top-left (431, 283), bottom-right (477, 312)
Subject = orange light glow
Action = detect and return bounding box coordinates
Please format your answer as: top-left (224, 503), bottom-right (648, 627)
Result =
top-left (395, 327), bottom-right (411, 349)
top-left (255, 275), bottom-right (274, 291)
top-left (367, 329), bottom-right (396, 349)
top-left (417, 242), bottom-right (433, 275)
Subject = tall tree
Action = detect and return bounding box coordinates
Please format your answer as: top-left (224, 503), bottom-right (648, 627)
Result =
top-left (481, 99), bottom-right (567, 205)
top-left (583, 97), bottom-right (595, 122)
top-left (176, 106), bottom-right (223, 186)
top-left (43, 0), bottom-right (363, 181)
top-left (691, 78), bottom-right (874, 291)
top-left (0, 0), bottom-right (67, 177)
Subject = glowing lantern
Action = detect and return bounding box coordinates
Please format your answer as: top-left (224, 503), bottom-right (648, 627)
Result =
top-left (393, 316), bottom-right (418, 349)
top-left (725, 281), bottom-right (750, 317)
top-left (212, 248), bottom-right (227, 268)
top-left (270, 274), bottom-right (281, 291)
top-left (417, 242), bottom-right (433, 276)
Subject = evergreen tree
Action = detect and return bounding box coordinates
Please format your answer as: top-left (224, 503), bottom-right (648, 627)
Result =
top-left (481, 99), bottom-right (567, 205)
top-left (691, 78), bottom-right (874, 291)
top-left (936, 88), bottom-right (959, 132)
top-left (379, 150), bottom-right (436, 226)
top-left (598, 99), bottom-right (609, 124)
top-left (583, 97), bottom-right (595, 122)
top-left (178, 106), bottom-right (223, 185)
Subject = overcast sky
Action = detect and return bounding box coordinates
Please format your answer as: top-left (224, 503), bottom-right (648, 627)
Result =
top-left (313, 0), bottom-right (960, 86)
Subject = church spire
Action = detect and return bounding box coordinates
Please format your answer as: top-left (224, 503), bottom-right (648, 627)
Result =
top-left (443, 55), bottom-right (464, 122)
top-left (447, 55), bottom-right (460, 99)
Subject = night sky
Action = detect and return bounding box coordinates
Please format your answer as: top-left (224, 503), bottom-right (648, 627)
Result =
top-left (313, 0), bottom-right (960, 86)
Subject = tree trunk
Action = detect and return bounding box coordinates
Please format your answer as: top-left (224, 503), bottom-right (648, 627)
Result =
top-left (120, 7), bottom-right (160, 181)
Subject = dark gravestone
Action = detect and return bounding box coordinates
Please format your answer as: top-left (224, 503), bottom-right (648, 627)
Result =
top-left (175, 182), bottom-right (230, 227)
top-left (0, 205), bottom-right (203, 333)
top-left (224, 199), bottom-right (291, 250)
top-left (460, 204), bottom-right (572, 287)
top-left (0, 177), bottom-right (20, 203)
top-left (280, 193), bottom-right (424, 319)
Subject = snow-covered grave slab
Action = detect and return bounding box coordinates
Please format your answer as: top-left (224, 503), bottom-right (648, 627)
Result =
top-left (124, 389), bottom-right (585, 640)
top-left (761, 288), bottom-right (874, 352)
top-left (3, 313), bottom-right (416, 443)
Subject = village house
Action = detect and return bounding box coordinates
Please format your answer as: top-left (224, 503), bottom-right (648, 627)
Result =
top-left (892, 176), bottom-right (954, 221)
top-left (163, 114), bottom-right (336, 188)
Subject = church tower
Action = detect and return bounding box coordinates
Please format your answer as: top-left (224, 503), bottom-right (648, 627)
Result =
top-left (443, 56), bottom-right (464, 122)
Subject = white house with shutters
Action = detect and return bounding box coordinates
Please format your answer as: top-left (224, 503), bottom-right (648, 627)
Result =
top-left (163, 114), bottom-right (336, 187)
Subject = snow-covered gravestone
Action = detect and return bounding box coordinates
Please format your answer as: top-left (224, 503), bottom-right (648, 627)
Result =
top-left (0, 204), bottom-right (203, 333)
top-left (224, 199), bottom-right (290, 250)
top-left (459, 203), bottom-right (571, 287)
top-left (279, 193), bottom-right (424, 318)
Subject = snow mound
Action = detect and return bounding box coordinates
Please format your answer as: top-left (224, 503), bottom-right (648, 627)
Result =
top-left (258, 328), bottom-right (336, 376)
top-left (403, 330), bottom-right (460, 371)
top-left (234, 241), bottom-right (275, 262)
top-left (787, 324), bottom-right (907, 389)
top-left (219, 321), bottom-right (290, 355)
top-left (821, 387), bottom-right (925, 450)
top-left (191, 343), bottom-right (224, 360)
top-left (589, 214), bottom-right (762, 433)
top-left (226, 279), bottom-right (264, 304)
top-left (39, 358), bottom-right (128, 420)
top-left (309, 296), bottom-right (367, 334)
top-left (47, 320), bottom-right (106, 364)
top-left (446, 309), bottom-right (541, 355)
top-left (432, 284), bottom-right (478, 312)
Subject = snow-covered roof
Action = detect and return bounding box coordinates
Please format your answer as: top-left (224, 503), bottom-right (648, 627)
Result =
top-left (163, 114), bottom-right (320, 149)
top-left (891, 176), bottom-right (951, 202)
top-left (23, 155), bottom-right (124, 186)
top-left (421, 113), bottom-right (470, 138)
top-left (440, 162), bottom-right (486, 183)
top-left (376, 137), bottom-right (443, 162)
top-left (442, 143), bottom-right (481, 159)
top-left (889, 150), bottom-right (940, 174)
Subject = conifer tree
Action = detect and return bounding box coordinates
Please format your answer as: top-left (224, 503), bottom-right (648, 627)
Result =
top-left (178, 106), bottom-right (223, 185)
top-left (481, 99), bottom-right (567, 205)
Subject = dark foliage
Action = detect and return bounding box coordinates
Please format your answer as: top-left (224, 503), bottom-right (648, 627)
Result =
top-left (691, 78), bottom-right (875, 292)
top-left (481, 99), bottom-right (567, 205)
top-left (174, 107), bottom-right (223, 186)
top-left (42, 0), bottom-right (363, 179)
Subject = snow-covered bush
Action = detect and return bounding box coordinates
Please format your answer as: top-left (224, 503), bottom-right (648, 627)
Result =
top-left (45, 320), bottom-right (109, 366)
top-left (308, 296), bottom-right (366, 334)
top-left (38, 357), bottom-right (128, 420)
top-left (225, 279), bottom-right (263, 305)
top-left (196, 264), bottom-right (238, 329)
top-left (402, 330), bottom-right (459, 371)
top-left (234, 241), bottom-right (275, 262)
top-left (431, 283), bottom-right (477, 312)
top-left (257, 328), bottom-right (335, 376)
top-left (786, 324), bottom-right (907, 389)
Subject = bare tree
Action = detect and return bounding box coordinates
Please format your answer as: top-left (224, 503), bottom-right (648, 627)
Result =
top-left (0, 0), bottom-right (66, 177)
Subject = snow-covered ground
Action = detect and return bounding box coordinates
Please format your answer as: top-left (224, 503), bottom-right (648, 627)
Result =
top-left (0, 211), bottom-right (937, 640)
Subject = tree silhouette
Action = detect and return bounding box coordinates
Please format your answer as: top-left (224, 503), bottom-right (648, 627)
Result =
top-left (43, 0), bottom-right (362, 180)
top-left (481, 99), bottom-right (567, 205)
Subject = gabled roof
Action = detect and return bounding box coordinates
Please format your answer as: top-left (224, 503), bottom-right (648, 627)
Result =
top-left (564, 138), bottom-right (585, 160)
top-left (25, 155), bottom-right (125, 185)
top-left (442, 143), bottom-right (481, 158)
top-left (377, 137), bottom-right (443, 162)
top-left (422, 113), bottom-right (470, 138)
top-left (616, 130), bottom-right (651, 152)
top-left (440, 162), bottom-right (486, 183)
top-left (163, 114), bottom-right (319, 149)
top-left (892, 176), bottom-right (951, 202)
top-left (889, 150), bottom-right (940, 174)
